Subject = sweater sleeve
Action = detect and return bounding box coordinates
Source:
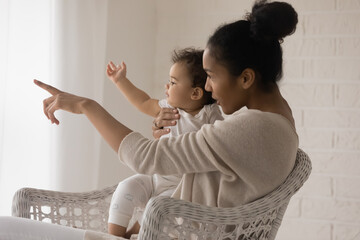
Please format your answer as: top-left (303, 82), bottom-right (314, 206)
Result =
top-left (118, 110), bottom-right (298, 179)
top-left (118, 119), bottom-right (236, 176)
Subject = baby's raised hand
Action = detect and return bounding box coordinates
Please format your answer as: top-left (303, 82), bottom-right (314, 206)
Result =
top-left (106, 61), bottom-right (127, 84)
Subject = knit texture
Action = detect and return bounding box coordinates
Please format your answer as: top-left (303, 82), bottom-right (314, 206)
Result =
top-left (119, 109), bottom-right (299, 207)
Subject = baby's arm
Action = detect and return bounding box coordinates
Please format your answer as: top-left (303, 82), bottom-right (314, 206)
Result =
top-left (106, 61), bottom-right (161, 117)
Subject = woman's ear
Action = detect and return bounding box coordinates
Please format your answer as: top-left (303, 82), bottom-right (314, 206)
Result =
top-left (191, 87), bottom-right (204, 101)
top-left (238, 68), bottom-right (256, 90)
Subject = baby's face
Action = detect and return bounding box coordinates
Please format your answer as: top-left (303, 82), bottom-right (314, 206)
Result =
top-left (165, 62), bottom-right (194, 109)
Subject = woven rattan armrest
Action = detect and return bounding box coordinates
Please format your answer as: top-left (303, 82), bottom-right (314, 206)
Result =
top-left (12, 184), bottom-right (117, 233)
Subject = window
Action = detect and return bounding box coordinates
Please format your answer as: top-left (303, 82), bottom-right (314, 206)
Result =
top-left (0, 0), bottom-right (52, 215)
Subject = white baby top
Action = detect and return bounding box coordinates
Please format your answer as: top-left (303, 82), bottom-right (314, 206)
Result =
top-left (158, 99), bottom-right (224, 139)
top-left (152, 99), bottom-right (224, 195)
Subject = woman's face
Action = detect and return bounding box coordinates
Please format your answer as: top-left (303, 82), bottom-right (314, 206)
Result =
top-left (203, 48), bottom-right (245, 114)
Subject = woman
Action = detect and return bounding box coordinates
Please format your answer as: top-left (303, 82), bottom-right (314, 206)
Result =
top-left (0, 0), bottom-right (299, 239)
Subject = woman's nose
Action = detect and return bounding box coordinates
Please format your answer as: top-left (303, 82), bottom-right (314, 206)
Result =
top-left (165, 83), bottom-right (169, 89)
top-left (205, 79), bottom-right (212, 92)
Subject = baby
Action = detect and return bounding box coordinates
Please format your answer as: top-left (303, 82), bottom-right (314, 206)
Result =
top-left (106, 48), bottom-right (223, 238)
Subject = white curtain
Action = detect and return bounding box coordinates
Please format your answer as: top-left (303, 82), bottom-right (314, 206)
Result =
top-left (50, 0), bottom-right (108, 192)
top-left (0, 0), bottom-right (108, 215)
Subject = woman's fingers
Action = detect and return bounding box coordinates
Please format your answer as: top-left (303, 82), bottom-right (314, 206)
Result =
top-left (37, 80), bottom-right (61, 123)
top-left (151, 108), bottom-right (180, 139)
top-left (42, 96), bottom-right (60, 124)
top-left (154, 108), bottom-right (180, 128)
top-left (159, 108), bottom-right (180, 117)
top-left (46, 100), bottom-right (60, 125)
top-left (34, 79), bottom-right (62, 96)
top-left (152, 127), bottom-right (170, 139)
top-left (34, 80), bottom-right (87, 125)
top-left (155, 119), bottom-right (177, 128)
top-left (42, 96), bottom-right (53, 120)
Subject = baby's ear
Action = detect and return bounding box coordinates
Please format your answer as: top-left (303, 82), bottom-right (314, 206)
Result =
top-left (191, 87), bottom-right (204, 100)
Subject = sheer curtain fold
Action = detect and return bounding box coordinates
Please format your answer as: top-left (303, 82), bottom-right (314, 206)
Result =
top-left (51, 0), bottom-right (108, 192)
top-left (0, 0), bottom-right (108, 215)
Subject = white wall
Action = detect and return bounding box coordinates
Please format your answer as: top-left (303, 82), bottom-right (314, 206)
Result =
top-left (152, 0), bottom-right (360, 239)
top-left (152, 0), bottom-right (254, 98)
top-left (96, 0), bottom-right (156, 188)
top-left (280, 0), bottom-right (360, 239)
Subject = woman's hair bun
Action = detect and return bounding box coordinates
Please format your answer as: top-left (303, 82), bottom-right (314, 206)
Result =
top-left (247, 0), bottom-right (298, 42)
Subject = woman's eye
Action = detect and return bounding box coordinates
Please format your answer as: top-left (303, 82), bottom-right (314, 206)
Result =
top-left (170, 81), bottom-right (176, 85)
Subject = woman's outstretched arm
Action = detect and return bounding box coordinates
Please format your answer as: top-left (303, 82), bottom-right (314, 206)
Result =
top-left (34, 79), bottom-right (132, 152)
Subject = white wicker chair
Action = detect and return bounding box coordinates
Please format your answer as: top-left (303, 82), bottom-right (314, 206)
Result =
top-left (12, 148), bottom-right (311, 240)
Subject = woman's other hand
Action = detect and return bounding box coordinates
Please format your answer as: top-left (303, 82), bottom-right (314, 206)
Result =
top-left (152, 108), bottom-right (180, 139)
top-left (34, 79), bottom-right (91, 125)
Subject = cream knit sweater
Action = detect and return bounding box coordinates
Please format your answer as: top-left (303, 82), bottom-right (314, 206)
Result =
top-left (118, 109), bottom-right (299, 208)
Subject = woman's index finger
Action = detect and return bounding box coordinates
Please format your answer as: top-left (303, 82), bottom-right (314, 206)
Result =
top-left (160, 107), bottom-right (178, 114)
top-left (34, 79), bottom-right (62, 95)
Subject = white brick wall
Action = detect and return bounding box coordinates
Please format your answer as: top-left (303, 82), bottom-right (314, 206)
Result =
top-left (281, 0), bottom-right (360, 238)
top-left (154, 0), bottom-right (360, 238)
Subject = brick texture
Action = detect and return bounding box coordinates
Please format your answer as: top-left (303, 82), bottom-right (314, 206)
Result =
top-left (276, 219), bottom-right (332, 240)
top-left (303, 198), bottom-right (360, 222)
top-left (334, 224), bottom-right (360, 240)
top-left (154, 0), bottom-right (360, 238)
top-left (336, 84), bottom-right (360, 107)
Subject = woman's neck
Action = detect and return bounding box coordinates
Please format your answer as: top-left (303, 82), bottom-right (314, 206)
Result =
top-left (246, 85), bottom-right (282, 111)
top-left (246, 85), bottom-right (295, 127)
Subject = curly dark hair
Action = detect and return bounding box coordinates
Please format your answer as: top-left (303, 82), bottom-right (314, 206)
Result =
top-left (172, 48), bottom-right (215, 105)
top-left (207, 0), bottom-right (298, 91)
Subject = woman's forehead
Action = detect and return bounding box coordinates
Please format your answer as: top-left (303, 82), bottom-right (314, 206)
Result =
top-left (203, 48), bottom-right (215, 72)
top-left (203, 49), bottom-right (229, 75)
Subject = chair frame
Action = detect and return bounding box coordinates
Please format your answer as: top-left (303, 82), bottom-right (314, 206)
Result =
top-left (12, 148), bottom-right (311, 240)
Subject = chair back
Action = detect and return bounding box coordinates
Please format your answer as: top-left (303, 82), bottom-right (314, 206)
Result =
top-left (138, 148), bottom-right (312, 240)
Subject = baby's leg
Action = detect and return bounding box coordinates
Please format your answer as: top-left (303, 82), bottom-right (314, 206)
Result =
top-left (108, 174), bottom-right (152, 237)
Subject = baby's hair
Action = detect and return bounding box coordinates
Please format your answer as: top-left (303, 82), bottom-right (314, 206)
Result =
top-left (171, 48), bottom-right (215, 105)
top-left (207, 0), bottom-right (298, 91)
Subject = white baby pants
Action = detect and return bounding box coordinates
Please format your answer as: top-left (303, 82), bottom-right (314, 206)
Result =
top-left (108, 174), bottom-right (179, 228)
